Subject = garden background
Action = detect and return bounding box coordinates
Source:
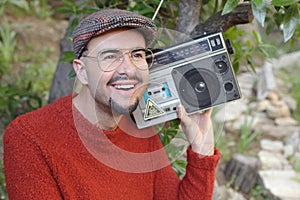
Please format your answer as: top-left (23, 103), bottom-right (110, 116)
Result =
top-left (0, 0), bottom-right (299, 199)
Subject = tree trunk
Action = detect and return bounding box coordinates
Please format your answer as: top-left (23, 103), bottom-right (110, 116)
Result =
top-left (177, 0), bottom-right (203, 35)
top-left (48, 0), bottom-right (86, 104)
top-left (48, 23), bottom-right (74, 104)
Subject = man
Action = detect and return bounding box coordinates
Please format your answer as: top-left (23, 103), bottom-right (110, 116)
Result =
top-left (4, 9), bottom-right (220, 199)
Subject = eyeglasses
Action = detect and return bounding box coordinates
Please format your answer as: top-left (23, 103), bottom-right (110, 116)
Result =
top-left (82, 48), bottom-right (154, 72)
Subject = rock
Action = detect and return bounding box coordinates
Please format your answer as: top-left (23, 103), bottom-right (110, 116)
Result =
top-left (266, 101), bottom-right (291, 119)
top-left (259, 170), bottom-right (300, 200)
top-left (256, 62), bottom-right (276, 100)
top-left (284, 131), bottom-right (300, 153)
top-left (257, 99), bottom-right (271, 112)
top-left (231, 114), bottom-right (259, 132)
top-left (258, 124), bottom-right (299, 138)
top-left (214, 101), bottom-right (247, 123)
top-left (260, 139), bottom-right (283, 153)
top-left (275, 117), bottom-right (299, 126)
top-left (282, 96), bottom-right (297, 111)
top-left (266, 90), bottom-right (280, 102)
top-left (216, 185), bottom-right (246, 200)
top-left (258, 151), bottom-right (285, 170)
top-left (237, 72), bottom-right (256, 98)
top-left (283, 144), bottom-right (294, 158)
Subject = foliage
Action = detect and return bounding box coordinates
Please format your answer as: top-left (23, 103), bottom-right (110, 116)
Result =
top-left (278, 63), bottom-right (300, 123)
top-left (0, 20), bottom-right (17, 72)
top-left (223, 0), bottom-right (300, 43)
top-left (250, 183), bottom-right (271, 200)
top-left (156, 120), bottom-right (188, 178)
top-left (0, 0), bottom-right (299, 196)
top-left (0, 0), bottom-right (52, 19)
top-left (238, 108), bottom-right (261, 154)
top-left (225, 27), bottom-right (277, 72)
top-left (0, 161), bottom-right (7, 200)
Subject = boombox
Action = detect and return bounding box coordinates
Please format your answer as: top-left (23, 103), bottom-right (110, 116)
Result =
top-left (133, 30), bottom-right (242, 129)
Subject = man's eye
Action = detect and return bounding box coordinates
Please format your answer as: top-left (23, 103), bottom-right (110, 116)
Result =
top-left (132, 51), bottom-right (146, 59)
top-left (101, 53), bottom-right (117, 61)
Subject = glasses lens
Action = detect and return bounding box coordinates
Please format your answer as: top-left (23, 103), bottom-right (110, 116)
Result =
top-left (131, 49), bottom-right (154, 70)
top-left (98, 49), bottom-right (122, 71)
top-left (97, 48), bottom-right (154, 71)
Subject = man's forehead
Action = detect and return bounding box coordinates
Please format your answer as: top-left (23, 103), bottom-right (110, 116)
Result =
top-left (87, 28), bottom-right (146, 52)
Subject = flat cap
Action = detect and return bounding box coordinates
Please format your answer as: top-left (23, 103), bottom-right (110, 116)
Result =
top-left (72, 9), bottom-right (157, 58)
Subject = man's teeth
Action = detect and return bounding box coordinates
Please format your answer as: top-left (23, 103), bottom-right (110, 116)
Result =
top-left (114, 85), bottom-right (134, 90)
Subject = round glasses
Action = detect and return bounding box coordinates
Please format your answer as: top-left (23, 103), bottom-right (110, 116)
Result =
top-left (82, 48), bottom-right (154, 72)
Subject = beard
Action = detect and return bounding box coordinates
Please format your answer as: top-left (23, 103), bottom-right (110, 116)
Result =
top-left (109, 97), bottom-right (140, 115)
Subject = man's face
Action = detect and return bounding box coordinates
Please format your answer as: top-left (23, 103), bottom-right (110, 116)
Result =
top-left (82, 29), bottom-right (149, 115)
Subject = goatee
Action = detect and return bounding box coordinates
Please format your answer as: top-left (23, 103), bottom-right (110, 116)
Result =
top-left (109, 97), bottom-right (139, 115)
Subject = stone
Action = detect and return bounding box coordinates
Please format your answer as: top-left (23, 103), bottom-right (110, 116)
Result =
top-left (258, 124), bottom-right (299, 138)
top-left (256, 62), bottom-right (276, 100)
top-left (214, 101), bottom-right (247, 123)
top-left (231, 114), bottom-right (259, 132)
top-left (260, 139), bottom-right (283, 153)
top-left (282, 96), bottom-right (297, 111)
top-left (259, 170), bottom-right (300, 200)
top-left (267, 90), bottom-right (280, 102)
top-left (216, 185), bottom-right (246, 200)
top-left (284, 144), bottom-right (294, 158)
top-left (257, 99), bottom-right (271, 112)
top-left (284, 131), bottom-right (300, 153)
top-left (258, 150), bottom-right (287, 170)
top-left (266, 101), bottom-right (291, 119)
top-left (275, 117), bottom-right (299, 126)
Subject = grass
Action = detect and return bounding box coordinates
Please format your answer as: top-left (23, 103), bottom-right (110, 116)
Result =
top-left (278, 63), bottom-right (300, 123)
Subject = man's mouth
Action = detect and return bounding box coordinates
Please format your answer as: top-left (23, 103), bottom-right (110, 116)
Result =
top-left (113, 84), bottom-right (135, 90)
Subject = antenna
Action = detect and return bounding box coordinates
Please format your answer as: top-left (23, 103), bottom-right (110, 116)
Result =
top-left (152, 0), bottom-right (164, 20)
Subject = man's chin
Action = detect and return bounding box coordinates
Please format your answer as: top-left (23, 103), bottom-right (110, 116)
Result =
top-left (109, 98), bottom-right (139, 115)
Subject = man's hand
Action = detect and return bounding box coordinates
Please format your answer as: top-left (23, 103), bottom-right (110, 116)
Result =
top-left (177, 104), bottom-right (214, 156)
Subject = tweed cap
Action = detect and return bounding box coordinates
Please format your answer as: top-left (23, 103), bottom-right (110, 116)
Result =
top-left (72, 9), bottom-right (157, 58)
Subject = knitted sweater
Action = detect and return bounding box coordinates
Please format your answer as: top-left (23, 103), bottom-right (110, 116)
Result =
top-left (4, 95), bottom-right (220, 200)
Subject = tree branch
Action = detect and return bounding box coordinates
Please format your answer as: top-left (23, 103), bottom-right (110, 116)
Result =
top-left (191, 2), bottom-right (254, 36)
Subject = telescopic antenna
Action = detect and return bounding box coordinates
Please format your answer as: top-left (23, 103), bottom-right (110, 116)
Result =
top-left (152, 0), bottom-right (164, 20)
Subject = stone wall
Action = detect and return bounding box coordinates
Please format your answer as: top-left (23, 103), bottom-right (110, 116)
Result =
top-left (214, 51), bottom-right (300, 200)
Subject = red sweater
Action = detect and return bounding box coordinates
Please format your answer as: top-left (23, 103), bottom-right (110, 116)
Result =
top-left (4, 95), bottom-right (220, 200)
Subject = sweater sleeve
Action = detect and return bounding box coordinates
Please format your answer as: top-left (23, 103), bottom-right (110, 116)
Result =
top-left (154, 147), bottom-right (220, 200)
top-left (3, 120), bottom-right (63, 200)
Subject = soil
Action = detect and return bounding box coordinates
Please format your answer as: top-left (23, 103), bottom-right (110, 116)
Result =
top-left (5, 11), bottom-right (69, 62)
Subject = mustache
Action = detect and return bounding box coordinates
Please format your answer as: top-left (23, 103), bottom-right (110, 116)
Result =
top-left (107, 74), bottom-right (142, 85)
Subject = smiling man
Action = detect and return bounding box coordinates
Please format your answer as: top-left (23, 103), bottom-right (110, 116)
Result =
top-left (4, 9), bottom-right (220, 199)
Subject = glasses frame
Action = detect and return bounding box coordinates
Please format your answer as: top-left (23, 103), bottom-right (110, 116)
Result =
top-left (81, 47), bottom-right (154, 72)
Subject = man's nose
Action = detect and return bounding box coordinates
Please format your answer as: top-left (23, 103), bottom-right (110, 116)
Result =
top-left (116, 54), bottom-right (136, 73)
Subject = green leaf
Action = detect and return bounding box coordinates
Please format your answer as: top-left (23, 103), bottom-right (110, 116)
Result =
top-left (67, 69), bottom-right (76, 79)
top-left (282, 5), bottom-right (299, 42)
top-left (221, 0), bottom-right (240, 15)
top-left (55, 6), bottom-right (74, 14)
top-left (252, 0), bottom-right (266, 27)
top-left (271, 0), bottom-right (299, 6)
top-left (252, 30), bottom-right (261, 43)
top-left (61, 51), bottom-right (75, 62)
top-left (9, 0), bottom-right (29, 11)
top-left (62, 0), bottom-right (75, 7)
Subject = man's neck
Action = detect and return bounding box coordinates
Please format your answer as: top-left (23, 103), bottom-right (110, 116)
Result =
top-left (72, 88), bottom-right (122, 130)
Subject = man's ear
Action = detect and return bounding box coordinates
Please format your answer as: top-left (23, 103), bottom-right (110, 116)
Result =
top-left (73, 59), bottom-right (88, 85)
